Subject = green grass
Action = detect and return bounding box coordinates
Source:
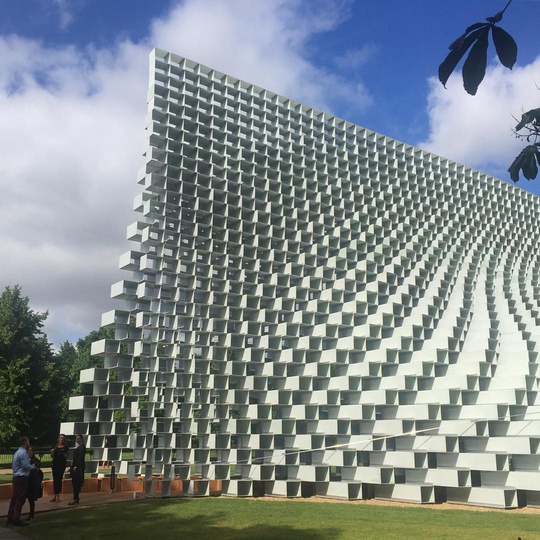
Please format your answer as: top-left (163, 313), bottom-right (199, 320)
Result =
top-left (0, 471), bottom-right (121, 484)
top-left (0, 451), bottom-right (52, 468)
top-left (0, 473), bottom-right (12, 484)
top-left (14, 497), bottom-right (540, 540)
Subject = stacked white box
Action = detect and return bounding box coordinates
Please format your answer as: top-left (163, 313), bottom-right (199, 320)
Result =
top-left (63, 48), bottom-right (540, 508)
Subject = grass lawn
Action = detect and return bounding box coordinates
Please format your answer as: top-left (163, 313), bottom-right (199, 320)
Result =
top-left (0, 470), bottom-right (116, 484)
top-left (0, 473), bottom-right (12, 484)
top-left (14, 497), bottom-right (540, 540)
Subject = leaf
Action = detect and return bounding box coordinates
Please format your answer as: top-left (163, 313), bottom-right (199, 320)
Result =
top-left (523, 151), bottom-right (539, 180)
top-left (515, 108), bottom-right (540, 131)
top-left (492, 26), bottom-right (517, 69)
top-left (439, 26), bottom-right (489, 88)
top-left (508, 145), bottom-right (540, 182)
top-left (449, 23), bottom-right (488, 50)
top-left (508, 153), bottom-right (524, 182)
top-left (438, 49), bottom-right (465, 88)
top-left (466, 21), bottom-right (491, 35)
top-left (462, 28), bottom-right (489, 95)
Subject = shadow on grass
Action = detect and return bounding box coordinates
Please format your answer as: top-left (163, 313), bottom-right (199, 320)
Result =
top-left (17, 499), bottom-right (342, 540)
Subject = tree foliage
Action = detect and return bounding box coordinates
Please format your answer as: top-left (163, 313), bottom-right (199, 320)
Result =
top-left (55, 327), bottom-right (113, 423)
top-left (0, 286), bottom-right (59, 445)
top-left (438, 0), bottom-right (540, 183)
top-left (508, 108), bottom-right (540, 182)
top-left (55, 340), bottom-right (79, 423)
top-left (72, 328), bottom-right (112, 377)
top-left (0, 285), bottom-right (114, 445)
top-left (64, 327), bottom-right (113, 420)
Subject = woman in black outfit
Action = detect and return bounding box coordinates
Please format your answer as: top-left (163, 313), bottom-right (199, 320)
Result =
top-left (26, 446), bottom-right (43, 520)
top-left (50, 434), bottom-right (68, 502)
top-left (69, 434), bottom-right (86, 505)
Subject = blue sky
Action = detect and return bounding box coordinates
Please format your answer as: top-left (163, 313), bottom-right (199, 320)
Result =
top-left (3, 0), bottom-right (539, 152)
top-left (1, 0), bottom-right (540, 346)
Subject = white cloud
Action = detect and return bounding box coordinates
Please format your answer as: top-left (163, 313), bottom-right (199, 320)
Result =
top-left (418, 57), bottom-right (540, 187)
top-left (50, 0), bottom-right (81, 30)
top-left (0, 37), bottom-right (149, 345)
top-left (150, 0), bottom-right (371, 113)
top-left (334, 45), bottom-right (377, 71)
top-left (0, 0), bottom-right (371, 347)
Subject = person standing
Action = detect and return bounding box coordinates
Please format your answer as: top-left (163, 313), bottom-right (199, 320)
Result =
top-left (6, 436), bottom-right (35, 527)
top-left (102, 436), bottom-right (110, 468)
top-left (68, 434), bottom-right (86, 506)
top-left (50, 433), bottom-right (68, 502)
top-left (26, 446), bottom-right (43, 521)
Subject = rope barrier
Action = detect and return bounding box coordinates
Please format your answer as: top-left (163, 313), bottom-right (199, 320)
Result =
top-left (168, 408), bottom-right (540, 480)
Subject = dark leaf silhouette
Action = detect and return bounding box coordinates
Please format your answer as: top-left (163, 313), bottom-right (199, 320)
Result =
top-left (438, 1), bottom-right (517, 95)
top-left (492, 26), bottom-right (517, 69)
top-left (448, 22), bottom-right (488, 51)
top-left (508, 145), bottom-right (540, 182)
top-left (523, 149), bottom-right (540, 180)
top-left (462, 28), bottom-right (489, 95)
top-left (439, 27), bottom-right (488, 88)
top-left (438, 0), bottom-right (540, 183)
top-left (515, 108), bottom-right (540, 131)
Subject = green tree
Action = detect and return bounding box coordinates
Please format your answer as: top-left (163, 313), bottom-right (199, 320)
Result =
top-left (54, 340), bottom-right (80, 422)
top-left (72, 328), bottom-right (112, 378)
top-left (0, 285), bottom-right (58, 445)
top-left (54, 327), bottom-right (113, 422)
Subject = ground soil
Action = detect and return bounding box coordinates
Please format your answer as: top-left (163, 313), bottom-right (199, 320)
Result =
top-left (254, 495), bottom-right (540, 514)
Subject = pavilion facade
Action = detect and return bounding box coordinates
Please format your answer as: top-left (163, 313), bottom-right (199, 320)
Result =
top-left (63, 48), bottom-right (540, 508)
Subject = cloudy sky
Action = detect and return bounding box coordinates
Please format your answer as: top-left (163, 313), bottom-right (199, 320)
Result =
top-left (1, 0), bottom-right (540, 348)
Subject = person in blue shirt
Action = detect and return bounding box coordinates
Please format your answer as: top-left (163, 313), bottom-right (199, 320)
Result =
top-left (6, 436), bottom-right (35, 527)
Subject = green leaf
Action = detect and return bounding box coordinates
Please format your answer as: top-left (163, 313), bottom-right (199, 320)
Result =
top-left (0, 286), bottom-right (56, 445)
top-left (462, 27), bottom-right (489, 95)
top-left (491, 26), bottom-right (517, 69)
top-left (439, 26), bottom-right (489, 88)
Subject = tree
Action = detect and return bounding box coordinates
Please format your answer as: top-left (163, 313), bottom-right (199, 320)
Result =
top-left (0, 285), bottom-right (58, 445)
top-left (0, 286), bottom-right (115, 445)
top-left (56, 327), bottom-right (113, 423)
top-left (54, 340), bottom-right (79, 423)
top-left (508, 108), bottom-right (540, 182)
top-left (71, 328), bottom-right (112, 380)
top-left (438, 0), bottom-right (540, 182)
